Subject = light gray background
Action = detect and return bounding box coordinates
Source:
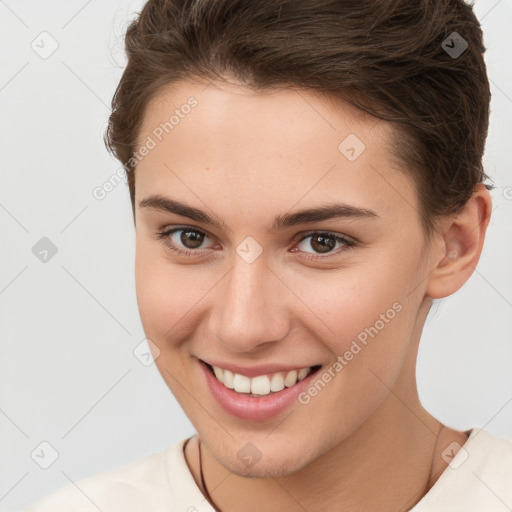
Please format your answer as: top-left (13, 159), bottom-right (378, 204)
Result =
top-left (0, 1), bottom-right (511, 510)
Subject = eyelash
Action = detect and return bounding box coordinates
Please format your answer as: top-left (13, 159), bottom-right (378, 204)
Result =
top-left (156, 226), bottom-right (357, 261)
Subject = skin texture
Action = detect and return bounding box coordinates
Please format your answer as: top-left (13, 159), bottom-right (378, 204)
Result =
top-left (133, 79), bottom-right (491, 511)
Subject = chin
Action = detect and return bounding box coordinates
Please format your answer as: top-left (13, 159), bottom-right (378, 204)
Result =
top-left (205, 435), bottom-right (317, 479)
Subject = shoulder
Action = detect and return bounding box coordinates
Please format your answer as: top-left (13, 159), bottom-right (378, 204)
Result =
top-left (411, 428), bottom-right (512, 512)
top-left (24, 439), bottom-right (191, 512)
top-left (465, 428), bottom-right (512, 495)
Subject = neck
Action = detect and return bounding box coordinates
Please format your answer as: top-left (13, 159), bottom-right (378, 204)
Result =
top-left (192, 396), bottom-right (453, 511)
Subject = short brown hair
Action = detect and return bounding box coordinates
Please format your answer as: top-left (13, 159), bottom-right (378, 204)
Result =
top-left (104, 0), bottom-right (494, 238)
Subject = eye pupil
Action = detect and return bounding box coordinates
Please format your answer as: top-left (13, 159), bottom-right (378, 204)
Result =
top-left (311, 234), bottom-right (336, 253)
top-left (181, 230), bottom-right (204, 249)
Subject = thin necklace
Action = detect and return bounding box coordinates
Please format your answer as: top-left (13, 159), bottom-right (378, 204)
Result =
top-left (198, 438), bottom-right (222, 512)
top-left (197, 424), bottom-right (444, 512)
top-left (423, 423), bottom-right (444, 493)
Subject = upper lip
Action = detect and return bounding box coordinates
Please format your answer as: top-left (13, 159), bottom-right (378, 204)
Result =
top-left (200, 358), bottom-right (320, 378)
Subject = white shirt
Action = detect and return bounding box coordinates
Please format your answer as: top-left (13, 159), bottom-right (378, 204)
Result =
top-left (25, 428), bottom-right (512, 511)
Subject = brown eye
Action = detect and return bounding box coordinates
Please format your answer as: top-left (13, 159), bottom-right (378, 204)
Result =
top-left (157, 227), bottom-right (215, 256)
top-left (179, 229), bottom-right (205, 249)
top-left (294, 231), bottom-right (355, 258)
top-left (309, 233), bottom-right (337, 253)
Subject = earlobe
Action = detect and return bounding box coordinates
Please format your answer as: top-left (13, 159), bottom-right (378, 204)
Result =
top-left (425, 184), bottom-right (492, 300)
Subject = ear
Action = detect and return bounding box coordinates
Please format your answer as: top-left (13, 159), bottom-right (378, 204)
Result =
top-left (425, 184), bottom-right (492, 299)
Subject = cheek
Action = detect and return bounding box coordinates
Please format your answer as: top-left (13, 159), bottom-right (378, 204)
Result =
top-left (298, 249), bottom-right (422, 378)
top-left (134, 242), bottom-right (216, 344)
top-left (293, 272), bottom-right (417, 435)
top-left (293, 263), bottom-right (404, 341)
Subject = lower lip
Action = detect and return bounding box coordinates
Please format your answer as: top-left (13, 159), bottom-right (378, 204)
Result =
top-left (199, 359), bottom-right (321, 422)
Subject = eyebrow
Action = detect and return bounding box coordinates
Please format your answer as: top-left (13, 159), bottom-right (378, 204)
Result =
top-left (139, 194), bottom-right (379, 231)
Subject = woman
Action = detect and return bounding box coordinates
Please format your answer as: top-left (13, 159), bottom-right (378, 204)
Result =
top-left (26, 0), bottom-right (512, 510)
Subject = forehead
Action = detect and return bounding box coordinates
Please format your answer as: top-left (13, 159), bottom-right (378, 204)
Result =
top-left (135, 80), bottom-right (419, 227)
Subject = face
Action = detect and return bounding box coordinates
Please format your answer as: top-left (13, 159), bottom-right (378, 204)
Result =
top-left (133, 79), bottom-right (436, 478)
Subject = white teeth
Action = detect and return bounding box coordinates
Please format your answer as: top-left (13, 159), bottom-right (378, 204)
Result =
top-left (284, 370), bottom-right (298, 387)
top-left (270, 372), bottom-right (285, 392)
top-left (210, 364), bottom-right (313, 396)
top-left (213, 366), bottom-right (224, 383)
top-left (233, 373), bottom-right (251, 393)
top-left (297, 368), bottom-right (310, 381)
top-left (251, 375), bottom-right (271, 395)
top-left (223, 369), bottom-right (234, 389)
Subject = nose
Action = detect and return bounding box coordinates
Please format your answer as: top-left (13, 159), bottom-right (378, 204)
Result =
top-left (208, 250), bottom-right (291, 354)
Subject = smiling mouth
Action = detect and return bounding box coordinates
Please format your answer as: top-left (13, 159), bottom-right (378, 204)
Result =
top-left (203, 361), bottom-right (323, 397)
